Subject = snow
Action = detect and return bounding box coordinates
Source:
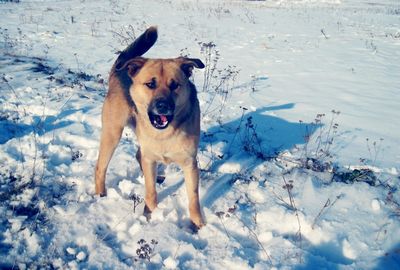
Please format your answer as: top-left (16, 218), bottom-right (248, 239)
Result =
top-left (1, 0), bottom-right (400, 269)
top-left (164, 256), bottom-right (179, 269)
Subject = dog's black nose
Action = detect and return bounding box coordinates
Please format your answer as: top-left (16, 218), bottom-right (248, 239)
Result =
top-left (153, 98), bottom-right (174, 115)
top-left (155, 99), bottom-right (169, 114)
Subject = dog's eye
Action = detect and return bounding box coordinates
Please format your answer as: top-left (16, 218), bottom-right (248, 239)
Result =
top-left (169, 80), bottom-right (179, 91)
top-left (145, 78), bottom-right (157, 89)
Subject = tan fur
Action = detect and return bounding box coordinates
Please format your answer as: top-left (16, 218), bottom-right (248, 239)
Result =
top-left (95, 33), bottom-right (205, 228)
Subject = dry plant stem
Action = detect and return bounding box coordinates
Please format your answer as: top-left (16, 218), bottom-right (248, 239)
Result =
top-left (226, 107), bottom-right (247, 155)
top-left (2, 76), bottom-right (27, 116)
top-left (322, 111), bottom-right (340, 157)
top-left (173, 242), bottom-right (182, 260)
top-left (242, 116), bottom-right (265, 158)
top-left (282, 174), bottom-right (302, 263)
top-left (366, 138), bottom-right (384, 167)
top-left (321, 115), bottom-right (334, 157)
top-left (232, 212), bottom-right (273, 265)
top-left (111, 24), bottom-right (136, 47)
top-left (131, 194), bottom-right (144, 213)
top-left (271, 188), bottom-right (293, 209)
top-left (314, 114), bottom-right (325, 159)
top-left (282, 175), bottom-right (295, 209)
top-left (3, 76), bottom-right (31, 175)
top-left (74, 53), bottom-right (80, 72)
top-left (375, 222), bottom-right (390, 242)
top-left (299, 120), bottom-right (311, 161)
top-left (321, 29), bottom-right (329, 39)
top-left (218, 216), bottom-right (232, 240)
top-left (312, 194), bottom-right (343, 229)
top-left (311, 198), bottom-right (331, 230)
top-left (203, 66), bottom-right (239, 118)
top-left (200, 42), bottom-right (217, 93)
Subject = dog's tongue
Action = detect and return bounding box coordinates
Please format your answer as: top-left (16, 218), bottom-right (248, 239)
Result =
top-left (152, 114), bottom-right (170, 128)
top-left (159, 115), bottom-right (168, 124)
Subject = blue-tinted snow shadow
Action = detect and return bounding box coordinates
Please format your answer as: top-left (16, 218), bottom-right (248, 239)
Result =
top-left (295, 241), bottom-right (400, 269)
top-left (0, 107), bottom-right (91, 144)
top-left (374, 243), bottom-right (400, 270)
top-left (293, 239), bottom-right (352, 270)
top-left (202, 103), bottom-right (316, 166)
top-left (201, 103), bottom-right (320, 208)
top-left (158, 178), bottom-right (185, 202)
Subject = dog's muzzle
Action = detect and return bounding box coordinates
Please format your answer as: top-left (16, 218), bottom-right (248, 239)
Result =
top-left (148, 97), bottom-right (175, 129)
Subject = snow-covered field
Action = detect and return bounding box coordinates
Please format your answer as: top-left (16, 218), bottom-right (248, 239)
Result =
top-left (1, 0), bottom-right (399, 269)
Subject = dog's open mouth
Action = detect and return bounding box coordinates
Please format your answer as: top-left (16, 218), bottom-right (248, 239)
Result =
top-left (148, 112), bottom-right (173, 129)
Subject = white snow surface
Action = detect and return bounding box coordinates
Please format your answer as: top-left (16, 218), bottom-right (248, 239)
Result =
top-left (1, 0), bottom-right (399, 269)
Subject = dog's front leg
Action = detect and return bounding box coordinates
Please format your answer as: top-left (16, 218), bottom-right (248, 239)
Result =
top-left (183, 161), bottom-right (204, 228)
top-left (140, 156), bottom-right (158, 214)
top-left (95, 125), bottom-right (123, 196)
top-left (95, 96), bottom-right (129, 196)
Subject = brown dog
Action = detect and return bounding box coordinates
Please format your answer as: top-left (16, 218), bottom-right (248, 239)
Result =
top-left (94, 26), bottom-right (205, 228)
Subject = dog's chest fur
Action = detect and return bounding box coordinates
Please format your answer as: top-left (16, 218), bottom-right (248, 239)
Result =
top-left (135, 124), bottom-right (198, 165)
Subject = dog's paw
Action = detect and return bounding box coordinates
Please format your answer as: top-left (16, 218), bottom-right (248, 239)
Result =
top-left (189, 221), bottom-right (206, 234)
top-left (143, 204), bottom-right (152, 221)
top-left (94, 191), bottom-right (107, 197)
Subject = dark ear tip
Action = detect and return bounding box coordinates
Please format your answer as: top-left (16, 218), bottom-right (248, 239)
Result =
top-left (115, 62), bottom-right (123, 70)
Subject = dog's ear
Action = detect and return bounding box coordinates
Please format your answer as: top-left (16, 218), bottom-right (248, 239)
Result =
top-left (179, 57), bottom-right (205, 77)
top-left (117, 57), bottom-right (147, 77)
top-left (114, 26), bottom-right (158, 70)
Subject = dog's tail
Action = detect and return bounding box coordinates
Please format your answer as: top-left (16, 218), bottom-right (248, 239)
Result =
top-left (114, 26), bottom-right (158, 71)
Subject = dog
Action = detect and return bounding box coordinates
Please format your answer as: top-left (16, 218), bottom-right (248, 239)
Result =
top-left (94, 26), bottom-right (205, 229)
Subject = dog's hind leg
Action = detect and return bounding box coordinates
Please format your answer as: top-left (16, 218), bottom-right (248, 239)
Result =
top-left (95, 95), bottom-right (129, 196)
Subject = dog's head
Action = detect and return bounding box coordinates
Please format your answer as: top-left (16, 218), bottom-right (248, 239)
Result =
top-left (114, 27), bottom-right (204, 130)
top-left (122, 57), bottom-right (204, 129)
